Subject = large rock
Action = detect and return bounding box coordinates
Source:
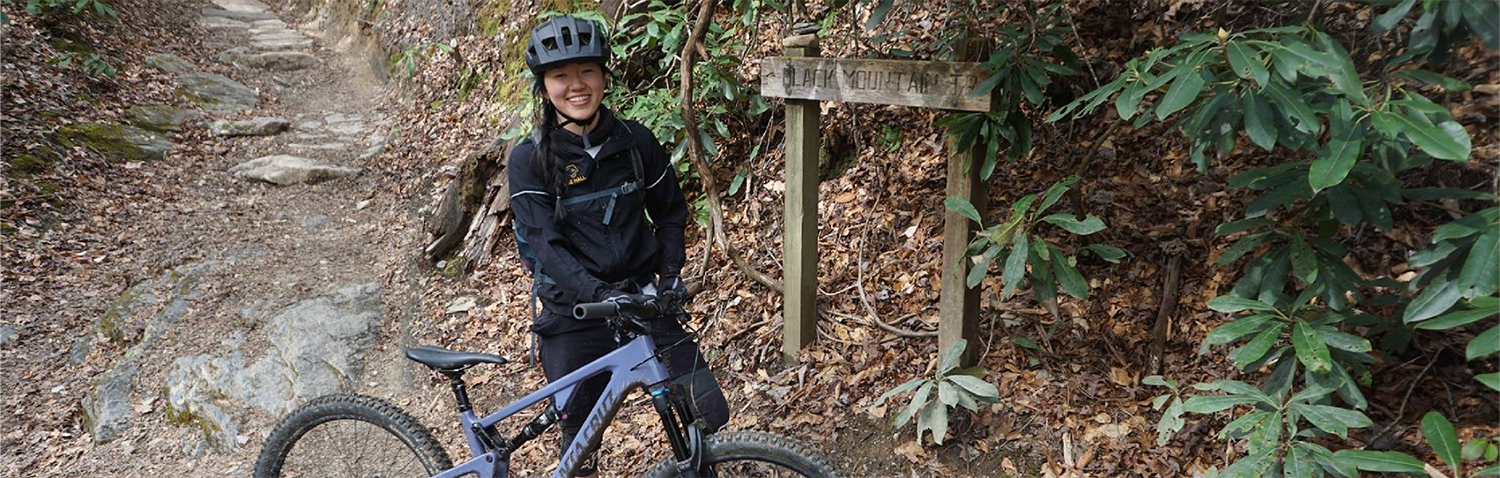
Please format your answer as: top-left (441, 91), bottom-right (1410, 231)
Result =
top-left (163, 285), bottom-right (384, 418)
top-left (251, 37), bottom-right (313, 51)
top-left (237, 52), bottom-right (317, 71)
top-left (208, 0), bottom-right (271, 13)
top-left (174, 73), bottom-right (259, 114)
top-left (81, 263), bottom-right (211, 444)
top-left (268, 284), bottom-right (383, 406)
top-left (210, 117), bottom-right (290, 136)
top-left (54, 123), bottom-right (171, 161)
top-left (144, 53), bottom-right (196, 74)
top-left (164, 355), bottom-right (242, 454)
top-left (0, 325), bottom-right (16, 346)
top-left (128, 105), bottom-right (200, 132)
top-left (229, 155), bottom-right (359, 186)
top-left (212, 46), bottom-right (250, 65)
top-left (81, 365), bottom-right (137, 443)
top-left (199, 16), bottom-right (250, 29)
top-left (201, 7), bottom-right (275, 21)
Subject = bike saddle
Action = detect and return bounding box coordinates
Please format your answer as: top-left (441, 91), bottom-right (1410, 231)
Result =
top-left (404, 345), bottom-right (508, 372)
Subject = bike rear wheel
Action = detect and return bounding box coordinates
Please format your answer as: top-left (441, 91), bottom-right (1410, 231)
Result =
top-left (645, 430), bottom-right (841, 478)
top-left (254, 393), bottom-right (453, 478)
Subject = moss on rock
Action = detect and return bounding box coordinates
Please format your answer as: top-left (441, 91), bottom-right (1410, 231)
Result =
top-left (54, 123), bottom-right (172, 162)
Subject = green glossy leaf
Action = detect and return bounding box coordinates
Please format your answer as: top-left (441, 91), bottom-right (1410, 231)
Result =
top-left (875, 378), bottom-right (926, 407)
top-left (1242, 90), bottom-right (1278, 151)
top-left (945, 196), bottom-right (982, 225)
top-left (1418, 303), bottom-right (1499, 330)
top-left (1392, 69), bottom-right (1471, 92)
top-left (1285, 443), bottom-right (1318, 478)
top-left (1421, 411), bottom-right (1461, 473)
top-left (946, 374), bottom-right (999, 400)
top-left (1393, 112), bottom-right (1471, 160)
top-left (1000, 233), bottom-right (1028, 299)
top-left (1039, 214), bottom-right (1106, 235)
top-left (1301, 442), bottom-right (1358, 478)
top-left (1218, 231), bottom-right (1275, 265)
top-left (1082, 244), bottom-right (1127, 262)
top-left (1459, 230), bottom-right (1500, 297)
top-left (1181, 394), bottom-right (1259, 414)
top-left (939, 338), bottom-right (967, 373)
top-left (1406, 273), bottom-right (1463, 323)
top-left (937, 380), bottom-right (958, 406)
top-left (864, 0), bottom-right (893, 30)
top-left (1035, 176), bottom-right (1078, 214)
top-left (1116, 81), bottom-right (1143, 120)
top-left (1226, 41), bottom-right (1269, 86)
top-left (1462, 0), bottom-right (1500, 49)
top-left (1477, 372), bottom-right (1500, 392)
top-left (894, 381), bottom-right (934, 428)
top-left (1194, 379), bottom-right (1276, 405)
top-left (920, 396), bottom-right (949, 444)
top-left (1372, 0), bottom-right (1419, 33)
top-left (1217, 218), bottom-right (1276, 236)
top-left (1327, 185), bottom-right (1363, 226)
top-left (1468, 324), bottom-right (1499, 360)
top-left (1464, 439), bottom-right (1490, 461)
top-left (1316, 327), bottom-right (1372, 353)
top-left (1336, 450), bottom-right (1426, 474)
top-left (1207, 296), bottom-right (1278, 313)
top-left (1309, 113), bottom-right (1363, 193)
top-left (1231, 324), bottom-right (1285, 370)
top-left (1156, 69), bottom-right (1206, 120)
top-left (1292, 321), bottom-right (1333, 373)
top-left (966, 244), bottom-right (997, 288)
top-left (1219, 449), bottom-right (1275, 478)
top-left (1050, 247), bottom-right (1088, 300)
top-left (1478, 463), bottom-right (1500, 477)
top-left (1264, 80), bottom-right (1319, 133)
top-left (1292, 403), bottom-right (1371, 438)
top-left (1291, 236), bottom-right (1319, 284)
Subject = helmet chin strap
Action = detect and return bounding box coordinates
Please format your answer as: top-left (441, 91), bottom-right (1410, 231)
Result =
top-left (553, 104), bottom-right (601, 149)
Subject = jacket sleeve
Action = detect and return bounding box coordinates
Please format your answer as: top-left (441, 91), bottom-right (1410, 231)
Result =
top-left (636, 125), bottom-right (689, 278)
top-left (508, 141), bottom-right (614, 302)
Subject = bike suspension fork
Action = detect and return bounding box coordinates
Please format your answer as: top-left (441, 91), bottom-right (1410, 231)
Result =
top-left (650, 384), bottom-right (705, 476)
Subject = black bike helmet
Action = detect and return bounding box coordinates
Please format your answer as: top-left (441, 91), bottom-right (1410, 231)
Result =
top-left (524, 16), bottom-right (609, 79)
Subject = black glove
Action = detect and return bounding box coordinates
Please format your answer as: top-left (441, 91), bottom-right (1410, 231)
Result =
top-left (654, 274), bottom-right (688, 302)
top-left (603, 290), bottom-right (657, 317)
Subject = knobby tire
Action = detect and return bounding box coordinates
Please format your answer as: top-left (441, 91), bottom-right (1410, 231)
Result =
top-left (253, 393), bottom-right (453, 478)
top-left (645, 430), bottom-right (841, 478)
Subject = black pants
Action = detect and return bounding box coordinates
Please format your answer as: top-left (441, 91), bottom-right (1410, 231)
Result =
top-left (537, 317), bottom-right (729, 476)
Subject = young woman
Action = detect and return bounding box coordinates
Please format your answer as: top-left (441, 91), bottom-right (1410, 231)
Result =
top-left (507, 15), bottom-right (730, 478)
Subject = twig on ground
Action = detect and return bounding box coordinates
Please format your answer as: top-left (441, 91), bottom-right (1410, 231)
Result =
top-left (1146, 254), bottom-right (1183, 374)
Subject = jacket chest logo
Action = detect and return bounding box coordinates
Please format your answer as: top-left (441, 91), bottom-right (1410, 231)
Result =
top-left (564, 164), bottom-right (586, 186)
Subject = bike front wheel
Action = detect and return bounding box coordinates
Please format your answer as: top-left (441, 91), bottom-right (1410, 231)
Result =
top-left (254, 393), bottom-right (453, 478)
top-left (645, 430), bottom-right (841, 478)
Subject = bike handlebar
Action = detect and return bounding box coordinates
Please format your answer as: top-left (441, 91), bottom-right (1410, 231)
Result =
top-left (573, 299), bottom-right (662, 320)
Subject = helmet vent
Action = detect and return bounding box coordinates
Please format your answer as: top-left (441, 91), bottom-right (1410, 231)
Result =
top-left (579, 31), bottom-right (592, 46)
top-left (560, 26), bottom-right (573, 46)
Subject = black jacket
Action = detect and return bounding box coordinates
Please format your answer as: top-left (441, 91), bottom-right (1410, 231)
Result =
top-left (509, 108), bottom-right (688, 335)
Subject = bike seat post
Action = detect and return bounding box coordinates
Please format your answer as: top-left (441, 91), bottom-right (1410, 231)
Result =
top-left (443, 370), bottom-right (473, 413)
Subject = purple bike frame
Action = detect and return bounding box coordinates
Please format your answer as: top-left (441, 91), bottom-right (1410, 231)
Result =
top-left (430, 332), bottom-right (670, 478)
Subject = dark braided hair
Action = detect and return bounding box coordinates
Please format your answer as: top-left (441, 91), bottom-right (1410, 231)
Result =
top-left (534, 98), bottom-right (568, 219)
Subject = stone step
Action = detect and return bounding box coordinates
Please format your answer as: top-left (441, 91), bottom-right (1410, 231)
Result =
top-left (201, 7), bottom-right (276, 21)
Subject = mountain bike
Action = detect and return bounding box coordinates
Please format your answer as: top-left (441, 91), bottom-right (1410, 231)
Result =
top-left (253, 295), bottom-right (841, 478)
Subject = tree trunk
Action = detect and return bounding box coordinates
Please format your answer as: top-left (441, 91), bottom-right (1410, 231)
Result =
top-left (422, 128), bottom-right (520, 272)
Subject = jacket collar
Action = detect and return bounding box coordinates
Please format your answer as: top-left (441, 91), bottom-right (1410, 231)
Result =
top-left (546, 107), bottom-right (635, 161)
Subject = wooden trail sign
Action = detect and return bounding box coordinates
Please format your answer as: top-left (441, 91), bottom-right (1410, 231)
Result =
top-left (760, 57), bottom-right (994, 112)
top-left (765, 34), bottom-right (992, 366)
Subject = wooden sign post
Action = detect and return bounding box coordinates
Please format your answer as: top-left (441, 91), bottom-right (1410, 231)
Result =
top-left (762, 37), bottom-right (993, 365)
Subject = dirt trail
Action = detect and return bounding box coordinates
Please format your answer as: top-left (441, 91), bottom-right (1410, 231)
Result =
top-left (2, 0), bottom-right (446, 475)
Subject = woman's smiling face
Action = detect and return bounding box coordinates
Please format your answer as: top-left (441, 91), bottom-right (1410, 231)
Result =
top-left (543, 61), bottom-right (606, 125)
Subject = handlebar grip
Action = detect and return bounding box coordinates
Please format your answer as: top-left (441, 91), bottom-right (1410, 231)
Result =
top-left (573, 302), bottom-right (619, 320)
